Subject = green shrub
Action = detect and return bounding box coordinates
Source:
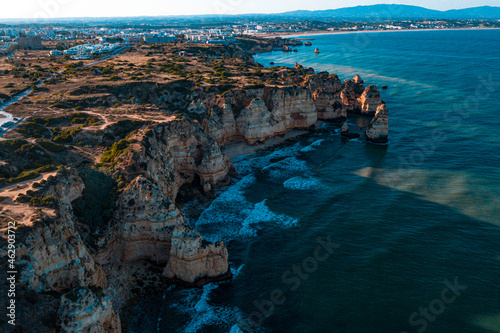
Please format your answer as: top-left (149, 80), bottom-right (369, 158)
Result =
top-left (8, 170), bottom-right (40, 183)
top-left (0, 139), bottom-right (26, 153)
top-left (34, 164), bottom-right (58, 173)
top-left (37, 139), bottom-right (67, 153)
top-left (100, 139), bottom-right (128, 163)
top-left (53, 126), bottom-right (82, 144)
top-left (30, 196), bottom-right (56, 208)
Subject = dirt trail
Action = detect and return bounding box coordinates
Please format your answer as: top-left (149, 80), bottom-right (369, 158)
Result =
top-left (0, 171), bottom-right (58, 233)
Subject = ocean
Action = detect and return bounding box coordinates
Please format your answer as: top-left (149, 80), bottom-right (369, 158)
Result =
top-left (125, 29), bottom-right (500, 333)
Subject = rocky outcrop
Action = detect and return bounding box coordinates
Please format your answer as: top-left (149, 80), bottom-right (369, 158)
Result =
top-left (97, 176), bottom-right (182, 264)
top-left (8, 168), bottom-right (119, 332)
top-left (59, 287), bottom-right (121, 333)
top-left (340, 79), bottom-right (365, 113)
top-left (18, 168), bottom-right (106, 293)
top-left (195, 74), bottom-right (387, 145)
top-left (200, 86), bottom-right (317, 145)
top-left (358, 85), bottom-right (383, 115)
top-left (366, 103), bottom-right (389, 143)
top-left (232, 86), bottom-right (317, 144)
top-left (164, 226), bottom-right (229, 284)
top-left (19, 213), bottom-right (107, 293)
top-left (97, 119), bottom-right (232, 286)
top-left (304, 72), bottom-right (345, 120)
top-left (143, 119), bottom-right (233, 197)
top-left (99, 175), bottom-right (229, 284)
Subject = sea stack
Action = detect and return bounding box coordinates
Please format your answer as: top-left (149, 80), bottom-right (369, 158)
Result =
top-left (305, 41), bottom-right (312, 46)
top-left (341, 121), bottom-right (360, 138)
top-left (366, 103), bottom-right (389, 143)
top-left (314, 48), bottom-right (320, 54)
top-left (341, 121), bottom-right (349, 134)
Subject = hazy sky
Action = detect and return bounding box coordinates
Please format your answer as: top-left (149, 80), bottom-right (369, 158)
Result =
top-left (3, 0), bottom-right (499, 18)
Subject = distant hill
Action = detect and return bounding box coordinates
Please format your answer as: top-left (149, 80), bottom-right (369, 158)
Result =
top-left (0, 4), bottom-right (499, 24)
top-left (278, 5), bottom-right (500, 21)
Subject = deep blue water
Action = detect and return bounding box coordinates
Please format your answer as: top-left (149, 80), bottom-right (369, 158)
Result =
top-left (126, 30), bottom-right (500, 333)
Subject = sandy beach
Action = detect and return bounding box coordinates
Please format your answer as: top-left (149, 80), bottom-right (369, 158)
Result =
top-left (263, 27), bottom-right (500, 39)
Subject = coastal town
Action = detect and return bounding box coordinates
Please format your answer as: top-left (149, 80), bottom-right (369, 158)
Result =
top-left (1, 17), bottom-right (499, 55)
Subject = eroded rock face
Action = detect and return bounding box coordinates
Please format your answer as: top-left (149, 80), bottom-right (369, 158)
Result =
top-left (98, 175), bottom-right (230, 285)
top-left (201, 86), bottom-right (317, 145)
top-left (20, 215), bottom-right (107, 293)
top-left (97, 121), bottom-right (232, 285)
top-left (235, 87), bottom-right (317, 144)
top-left (358, 85), bottom-right (383, 115)
top-left (366, 103), bottom-right (389, 143)
top-left (305, 72), bottom-right (346, 121)
top-left (340, 79), bottom-right (364, 113)
top-left (143, 119), bottom-right (233, 198)
top-left (97, 176), bottom-right (181, 264)
top-left (18, 168), bottom-right (106, 293)
top-left (59, 287), bottom-right (121, 333)
top-left (164, 226), bottom-right (230, 284)
top-left (195, 73), bottom-right (387, 145)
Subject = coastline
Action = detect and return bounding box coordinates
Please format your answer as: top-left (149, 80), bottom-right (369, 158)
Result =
top-left (263, 27), bottom-right (500, 39)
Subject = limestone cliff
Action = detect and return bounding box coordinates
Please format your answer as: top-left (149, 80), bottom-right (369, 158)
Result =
top-left (97, 119), bottom-right (232, 288)
top-left (358, 85), bottom-right (384, 115)
top-left (164, 226), bottom-right (229, 284)
top-left (194, 73), bottom-right (387, 145)
top-left (98, 175), bottom-right (229, 285)
top-left (142, 119), bottom-right (233, 197)
top-left (17, 168), bottom-right (106, 293)
top-left (59, 287), bottom-right (121, 333)
top-left (366, 103), bottom-right (389, 143)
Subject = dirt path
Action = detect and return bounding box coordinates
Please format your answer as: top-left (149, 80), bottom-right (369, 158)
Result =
top-left (0, 171), bottom-right (58, 233)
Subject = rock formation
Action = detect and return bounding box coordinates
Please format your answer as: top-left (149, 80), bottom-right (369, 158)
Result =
top-left (2, 65), bottom-right (389, 332)
top-left (143, 119), bottom-right (232, 196)
top-left (18, 168), bottom-right (106, 293)
top-left (201, 86), bottom-right (318, 145)
top-left (97, 119), bottom-right (232, 286)
top-left (98, 175), bottom-right (230, 284)
top-left (358, 85), bottom-right (384, 115)
top-left (164, 226), bottom-right (229, 284)
top-left (58, 287), bottom-right (121, 333)
top-left (366, 103), bottom-right (389, 143)
top-left (195, 74), bottom-right (386, 145)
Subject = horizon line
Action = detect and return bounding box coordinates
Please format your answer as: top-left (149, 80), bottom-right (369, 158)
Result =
top-left (0, 4), bottom-right (499, 21)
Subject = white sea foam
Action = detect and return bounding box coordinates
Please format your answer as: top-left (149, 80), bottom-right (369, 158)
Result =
top-left (262, 156), bottom-right (310, 183)
top-left (196, 175), bottom-right (298, 242)
top-left (234, 143), bottom-right (303, 176)
top-left (229, 324), bottom-right (244, 333)
top-left (283, 176), bottom-right (321, 191)
top-left (170, 283), bottom-right (247, 333)
top-left (300, 139), bottom-right (325, 153)
top-left (241, 200), bottom-right (298, 232)
top-left (196, 175), bottom-right (255, 242)
top-left (230, 264), bottom-right (245, 278)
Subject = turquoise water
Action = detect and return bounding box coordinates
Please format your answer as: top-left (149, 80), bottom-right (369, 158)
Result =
top-left (126, 30), bottom-right (500, 333)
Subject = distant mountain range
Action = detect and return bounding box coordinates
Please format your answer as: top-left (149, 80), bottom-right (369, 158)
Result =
top-left (1, 5), bottom-right (499, 24)
top-left (278, 5), bottom-right (500, 20)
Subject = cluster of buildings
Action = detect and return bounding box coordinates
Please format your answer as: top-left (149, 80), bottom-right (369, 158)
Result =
top-left (50, 42), bottom-right (125, 60)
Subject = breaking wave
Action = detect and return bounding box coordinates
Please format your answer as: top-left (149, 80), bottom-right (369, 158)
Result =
top-left (283, 176), bottom-right (322, 191)
top-left (300, 139), bottom-right (325, 152)
top-left (170, 283), bottom-right (248, 333)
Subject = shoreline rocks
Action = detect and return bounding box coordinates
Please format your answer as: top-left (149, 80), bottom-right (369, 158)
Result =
top-left (366, 103), bottom-right (389, 143)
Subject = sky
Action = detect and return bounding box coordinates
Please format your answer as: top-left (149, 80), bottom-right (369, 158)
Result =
top-left (2, 0), bottom-right (499, 19)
